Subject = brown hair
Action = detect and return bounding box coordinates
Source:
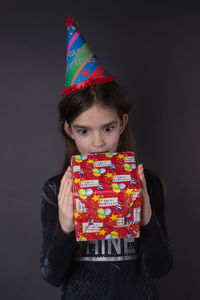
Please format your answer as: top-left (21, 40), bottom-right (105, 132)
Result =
top-left (57, 81), bottom-right (138, 173)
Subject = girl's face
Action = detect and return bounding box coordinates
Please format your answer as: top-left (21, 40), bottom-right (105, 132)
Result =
top-left (64, 103), bottom-right (128, 155)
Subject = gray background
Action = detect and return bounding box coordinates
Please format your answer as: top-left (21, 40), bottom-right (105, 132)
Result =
top-left (1, 1), bottom-right (200, 299)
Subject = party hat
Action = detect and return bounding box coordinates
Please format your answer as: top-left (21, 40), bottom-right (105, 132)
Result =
top-left (61, 17), bottom-right (115, 97)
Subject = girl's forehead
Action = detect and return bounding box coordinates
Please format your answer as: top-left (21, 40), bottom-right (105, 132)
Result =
top-left (72, 104), bottom-right (119, 124)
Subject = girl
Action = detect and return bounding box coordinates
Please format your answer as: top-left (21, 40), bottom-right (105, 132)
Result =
top-left (40, 18), bottom-right (173, 300)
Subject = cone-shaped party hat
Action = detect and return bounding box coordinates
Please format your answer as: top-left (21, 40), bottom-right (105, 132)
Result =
top-left (61, 17), bottom-right (115, 97)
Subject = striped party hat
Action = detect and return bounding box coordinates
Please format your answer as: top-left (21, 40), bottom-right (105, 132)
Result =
top-left (61, 17), bottom-right (115, 97)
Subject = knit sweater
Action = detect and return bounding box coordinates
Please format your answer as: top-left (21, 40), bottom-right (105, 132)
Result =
top-left (40, 168), bottom-right (173, 300)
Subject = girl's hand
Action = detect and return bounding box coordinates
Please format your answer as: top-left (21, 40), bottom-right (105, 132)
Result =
top-left (137, 164), bottom-right (152, 226)
top-left (58, 166), bottom-right (75, 234)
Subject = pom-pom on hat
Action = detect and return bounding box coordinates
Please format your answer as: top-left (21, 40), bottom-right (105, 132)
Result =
top-left (61, 17), bottom-right (115, 98)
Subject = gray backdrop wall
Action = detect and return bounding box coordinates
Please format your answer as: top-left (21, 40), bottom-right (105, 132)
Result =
top-left (1, 1), bottom-right (200, 299)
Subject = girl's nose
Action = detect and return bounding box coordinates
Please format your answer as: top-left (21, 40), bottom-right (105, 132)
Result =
top-left (93, 132), bottom-right (105, 147)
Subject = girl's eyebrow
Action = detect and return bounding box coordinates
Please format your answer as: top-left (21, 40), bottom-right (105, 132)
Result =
top-left (73, 121), bottom-right (118, 129)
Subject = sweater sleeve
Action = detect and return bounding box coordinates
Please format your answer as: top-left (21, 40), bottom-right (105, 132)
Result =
top-left (40, 177), bottom-right (76, 287)
top-left (140, 171), bottom-right (173, 278)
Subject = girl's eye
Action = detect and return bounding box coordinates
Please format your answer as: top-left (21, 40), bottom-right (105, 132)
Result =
top-left (78, 129), bottom-right (88, 135)
top-left (104, 125), bottom-right (114, 132)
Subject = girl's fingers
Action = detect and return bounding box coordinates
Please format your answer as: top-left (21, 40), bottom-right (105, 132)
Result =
top-left (58, 171), bottom-right (69, 202)
top-left (137, 164), bottom-right (147, 190)
top-left (65, 186), bottom-right (74, 210)
top-left (59, 167), bottom-right (69, 191)
top-left (58, 166), bottom-right (74, 233)
top-left (63, 175), bottom-right (73, 208)
top-left (138, 164), bottom-right (144, 179)
top-left (59, 179), bottom-right (68, 204)
top-left (58, 167), bottom-right (73, 203)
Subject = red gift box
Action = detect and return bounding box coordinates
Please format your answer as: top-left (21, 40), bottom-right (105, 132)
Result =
top-left (71, 152), bottom-right (141, 241)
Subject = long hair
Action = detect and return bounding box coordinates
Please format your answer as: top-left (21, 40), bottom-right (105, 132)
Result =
top-left (57, 81), bottom-right (138, 173)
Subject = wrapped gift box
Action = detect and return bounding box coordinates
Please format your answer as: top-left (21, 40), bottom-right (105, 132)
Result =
top-left (71, 152), bottom-right (141, 241)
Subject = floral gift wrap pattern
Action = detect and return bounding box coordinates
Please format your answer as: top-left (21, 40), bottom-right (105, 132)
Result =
top-left (71, 152), bottom-right (142, 241)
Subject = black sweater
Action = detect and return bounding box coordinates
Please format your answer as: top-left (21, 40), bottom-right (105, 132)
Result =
top-left (40, 169), bottom-right (173, 300)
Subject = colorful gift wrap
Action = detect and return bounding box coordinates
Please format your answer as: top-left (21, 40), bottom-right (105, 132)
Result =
top-left (71, 152), bottom-right (142, 241)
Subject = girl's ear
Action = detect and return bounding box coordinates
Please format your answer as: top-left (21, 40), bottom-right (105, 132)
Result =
top-left (64, 121), bottom-right (75, 139)
top-left (120, 114), bottom-right (128, 134)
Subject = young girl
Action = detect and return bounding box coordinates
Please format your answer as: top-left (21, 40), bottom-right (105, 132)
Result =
top-left (40, 18), bottom-right (173, 300)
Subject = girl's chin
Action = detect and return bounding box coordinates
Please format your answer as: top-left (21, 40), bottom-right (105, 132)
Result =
top-left (80, 150), bottom-right (114, 155)
top-left (91, 151), bottom-right (109, 154)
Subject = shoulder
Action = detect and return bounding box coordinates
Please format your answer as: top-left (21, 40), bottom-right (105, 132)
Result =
top-left (144, 168), bottom-right (166, 199)
top-left (42, 173), bottom-right (65, 196)
top-left (144, 168), bottom-right (166, 213)
top-left (144, 168), bottom-right (161, 181)
top-left (44, 173), bottom-right (64, 186)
